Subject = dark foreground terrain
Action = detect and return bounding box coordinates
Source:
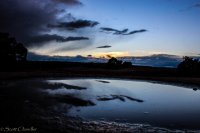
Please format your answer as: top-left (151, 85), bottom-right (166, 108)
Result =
top-left (1, 61), bottom-right (200, 87)
top-left (1, 61), bottom-right (200, 133)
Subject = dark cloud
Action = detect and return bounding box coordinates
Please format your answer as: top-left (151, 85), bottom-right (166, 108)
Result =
top-left (192, 3), bottom-right (200, 8)
top-left (0, 0), bottom-right (81, 46)
top-left (48, 19), bottom-right (99, 30)
top-left (96, 45), bottom-right (112, 48)
top-left (28, 34), bottom-right (89, 44)
top-left (100, 27), bottom-right (127, 34)
top-left (27, 52), bottom-right (108, 63)
top-left (53, 43), bottom-right (91, 52)
top-left (51, 38), bottom-right (93, 53)
top-left (100, 27), bottom-right (147, 35)
top-left (53, 0), bottom-right (82, 5)
top-left (113, 29), bottom-right (129, 35)
top-left (123, 29), bottom-right (147, 35)
top-left (100, 27), bottom-right (120, 32)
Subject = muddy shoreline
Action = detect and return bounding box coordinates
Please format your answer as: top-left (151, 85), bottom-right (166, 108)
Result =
top-left (1, 70), bottom-right (200, 89)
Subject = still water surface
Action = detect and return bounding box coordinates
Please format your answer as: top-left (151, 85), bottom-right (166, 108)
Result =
top-left (44, 78), bottom-right (200, 129)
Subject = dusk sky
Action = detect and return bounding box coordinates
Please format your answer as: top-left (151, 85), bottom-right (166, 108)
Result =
top-left (1, 0), bottom-right (200, 57)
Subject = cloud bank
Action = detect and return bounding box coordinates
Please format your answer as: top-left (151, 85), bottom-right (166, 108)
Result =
top-left (28, 52), bottom-right (184, 68)
top-left (0, 0), bottom-right (88, 46)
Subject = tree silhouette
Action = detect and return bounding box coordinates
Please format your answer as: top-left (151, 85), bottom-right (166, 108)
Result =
top-left (107, 57), bottom-right (118, 65)
top-left (107, 57), bottom-right (123, 65)
top-left (122, 61), bottom-right (132, 67)
top-left (15, 43), bottom-right (27, 61)
top-left (0, 32), bottom-right (27, 62)
top-left (177, 56), bottom-right (200, 76)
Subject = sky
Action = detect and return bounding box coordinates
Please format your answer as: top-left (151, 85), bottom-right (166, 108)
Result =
top-left (0, 0), bottom-right (200, 58)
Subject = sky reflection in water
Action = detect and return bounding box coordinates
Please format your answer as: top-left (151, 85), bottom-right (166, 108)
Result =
top-left (45, 79), bottom-right (200, 129)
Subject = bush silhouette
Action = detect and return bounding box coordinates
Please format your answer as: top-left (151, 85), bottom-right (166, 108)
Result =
top-left (177, 56), bottom-right (200, 76)
top-left (122, 61), bottom-right (132, 67)
top-left (107, 57), bottom-right (123, 66)
top-left (107, 57), bottom-right (118, 65)
top-left (107, 57), bottom-right (132, 68)
top-left (0, 32), bottom-right (27, 62)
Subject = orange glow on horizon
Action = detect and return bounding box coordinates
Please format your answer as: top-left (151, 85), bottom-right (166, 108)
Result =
top-left (90, 51), bottom-right (131, 58)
